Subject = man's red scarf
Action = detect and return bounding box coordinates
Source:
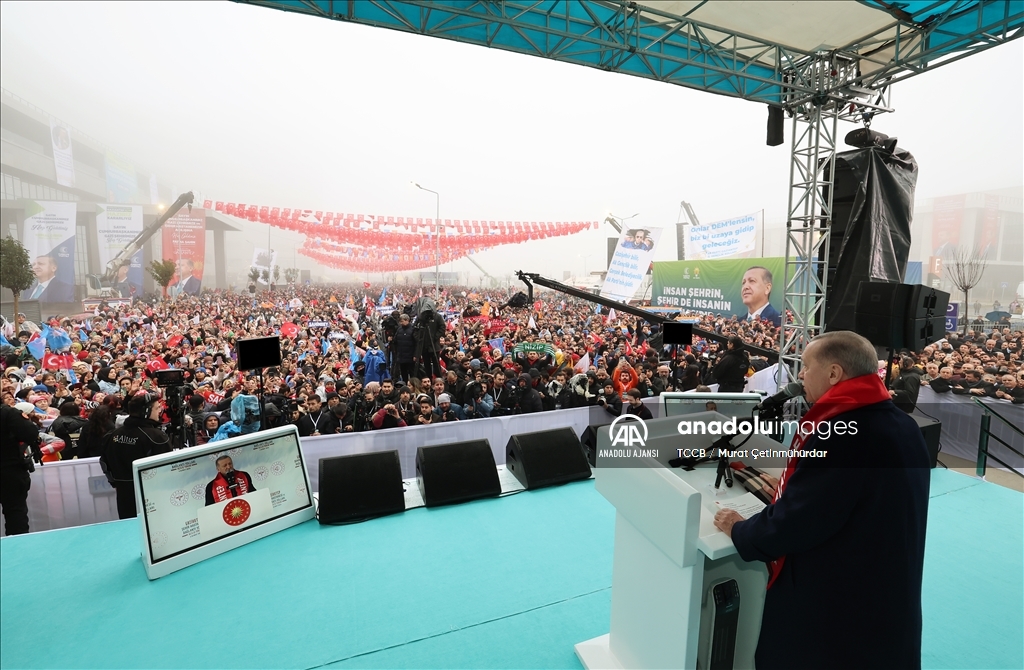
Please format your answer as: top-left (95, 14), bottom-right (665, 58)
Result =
top-left (209, 471), bottom-right (251, 503)
top-left (766, 373), bottom-right (891, 589)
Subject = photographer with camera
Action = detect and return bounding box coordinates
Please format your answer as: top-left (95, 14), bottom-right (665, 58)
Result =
top-left (597, 380), bottom-right (623, 417)
top-left (99, 391), bottom-right (172, 519)
top-left (372, 402), bottom-right (408, 429)
top-left (462, 380), bottom-right (494, 418)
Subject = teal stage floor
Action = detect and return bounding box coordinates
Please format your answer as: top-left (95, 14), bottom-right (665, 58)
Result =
top-left (1, 470), bottom-right (1021, 669)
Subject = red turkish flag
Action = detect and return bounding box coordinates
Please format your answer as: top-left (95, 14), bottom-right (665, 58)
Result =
top-left (42, 353), bottom-right (62, 370)
top-left (167, 335), bottom-right (184, 348)
top-left (362, 281), bottom-right (371, 289)
top-left (280, 322), bottom-right (299, 338)
top-left (146, 358), bottom-right (169, 374)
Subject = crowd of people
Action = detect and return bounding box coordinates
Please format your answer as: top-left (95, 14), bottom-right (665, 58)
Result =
top-left (1, 281), bottom-right (1022, 533)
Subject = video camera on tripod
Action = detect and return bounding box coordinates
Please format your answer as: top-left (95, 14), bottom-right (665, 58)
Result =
top-left (153, 369), bottom-right (192, 448)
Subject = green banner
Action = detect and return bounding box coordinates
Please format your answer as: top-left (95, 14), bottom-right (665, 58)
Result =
top-left (652, 257), bottom-right (786, 326)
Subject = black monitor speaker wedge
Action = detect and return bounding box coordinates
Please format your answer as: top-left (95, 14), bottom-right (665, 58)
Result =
top-left (580, 424), bottom-right (612, 468)
top-left (506, 428), bottom-right (592, 490)
top-left (416, 440), bottom-right (500, 507)
top-left (236, 335), bottom-right (282, 372)
top-left (318, 451), bottom-right (405, 524)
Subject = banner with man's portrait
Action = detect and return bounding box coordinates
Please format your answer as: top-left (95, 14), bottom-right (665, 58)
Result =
top-left (20, 201), bottom-right (78, 303)
top-left (652, 257), bottom-right (785, 326)
top-left (96, 204), bottom-right (144, 298)
top-left (600, 226), bottom-right (663, 301)
top-left (162, 207), bottom-right (206, 297)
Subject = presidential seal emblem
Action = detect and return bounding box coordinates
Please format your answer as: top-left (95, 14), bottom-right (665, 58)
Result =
top-left (170, 489), bottom-right (189, 507)
top-left (223, 499), bottom-right (252, 526)
top-left (271, 460), bottom-right (285, 476)
top-left (254, 465), bottom-right (269, 481)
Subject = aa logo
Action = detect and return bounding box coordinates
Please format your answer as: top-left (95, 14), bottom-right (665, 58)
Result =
top-left (608, 414), bottom-right (648, 448)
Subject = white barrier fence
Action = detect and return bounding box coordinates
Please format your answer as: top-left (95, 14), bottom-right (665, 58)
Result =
top-left (6, 404), bottom-right (626, 537)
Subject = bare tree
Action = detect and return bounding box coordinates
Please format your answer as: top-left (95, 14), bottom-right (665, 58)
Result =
top-left (947, 245), bottom-right (988, 336)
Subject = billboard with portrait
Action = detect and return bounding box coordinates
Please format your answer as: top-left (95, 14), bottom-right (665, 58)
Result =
top-left (162, 207), bottom-right (206, 297)
top-left (20, 201), bottom-right (77, 303)
top-left (134, 425), bottom-right (314, 579)
top-left (652, 257), bottom-right (786, 326)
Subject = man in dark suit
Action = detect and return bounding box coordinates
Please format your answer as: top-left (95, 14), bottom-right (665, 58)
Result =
top-left (740, 266), bottom-right (782, 327)
top-left (173, 258), bottom-right (202, 296)
top-left (714, 330), bottom-right (930, 669)
top-left (22, 254), bottom-right (74, 303)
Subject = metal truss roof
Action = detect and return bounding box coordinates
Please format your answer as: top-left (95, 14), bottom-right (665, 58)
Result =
top-left (234, 1), bottom-right (1023, 108)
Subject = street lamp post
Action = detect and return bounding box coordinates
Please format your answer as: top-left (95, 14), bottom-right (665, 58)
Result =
top-left (413, 182), bottom-right (440, 298)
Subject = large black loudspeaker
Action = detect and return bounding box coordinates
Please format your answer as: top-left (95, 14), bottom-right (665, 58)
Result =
top-left (506, 428), bottom-right (592, 490)
top-left (854, 282), bottom-right (949, 351)
top-left (580, 424), bottom-right (611, 467)
top-left (318, 451), bottom-right (405, 524)
top-left (821, 146), bottom-right (918, 332)
top-left (416, 440), bottom-right (500, 507)
top-left (236, 335), bottom-right (282, 371)
top-left (909, 413), bottom-right (941, 469)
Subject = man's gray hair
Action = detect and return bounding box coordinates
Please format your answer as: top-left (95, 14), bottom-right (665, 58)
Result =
top-left (807, 331), bottom-right (878, 378)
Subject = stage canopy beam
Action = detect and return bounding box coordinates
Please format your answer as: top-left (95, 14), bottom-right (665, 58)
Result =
top-left (235, 0), bottom-right (1022, 377)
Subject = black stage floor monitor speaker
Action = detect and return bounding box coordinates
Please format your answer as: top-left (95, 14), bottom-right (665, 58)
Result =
top-left (236, 335), bottom-right (282, 371)
top-left (318, 451), bottom-right (405, 524)
top-left (506, 427), bottom-right (592, 490)
top-left (416, 440), bottom-right (500, 507)
top-left (909, 413), bottom-right (941, 469)
top-left (580, 424), bottom-right (611, 468)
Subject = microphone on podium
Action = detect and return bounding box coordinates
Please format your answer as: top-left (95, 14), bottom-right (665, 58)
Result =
top-left (756, 382), bottom-right (804, 413)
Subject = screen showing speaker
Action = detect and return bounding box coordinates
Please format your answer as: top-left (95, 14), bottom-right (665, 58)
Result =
top-left (237, 335), bottom-right (282, 371)
top-left (133, 425), bottom-right (314, 579)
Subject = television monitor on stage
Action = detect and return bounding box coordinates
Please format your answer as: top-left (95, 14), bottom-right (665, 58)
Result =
top-left (660, 392), bottom-right (765, 419)
top-left (133, 425), bottom-right (314, 580)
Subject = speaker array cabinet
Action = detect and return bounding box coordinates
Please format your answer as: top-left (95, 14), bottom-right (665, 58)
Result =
top-left (854, 282), bottom-right (949, 351)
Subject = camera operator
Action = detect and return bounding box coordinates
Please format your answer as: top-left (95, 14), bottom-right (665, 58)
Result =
top-left (711, 336), bottom-right (749, 393)
top-left (462, 380), bottom-right (494, 418)
top-left (99, 391), bottom-right (172, 519)
top-left (515, 373), bottom-right (544, 414)
top-left (597, 380), bottom-right (623, 417)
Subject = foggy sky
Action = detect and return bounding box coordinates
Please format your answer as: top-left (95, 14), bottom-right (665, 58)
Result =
top-left (1, 1), bottom-right (1021, 279)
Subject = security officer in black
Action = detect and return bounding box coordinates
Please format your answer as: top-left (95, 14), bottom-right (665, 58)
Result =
top-left (0, 404), bottom-right (41, 535)
top-left (100, 391), bottom-right (172, 519)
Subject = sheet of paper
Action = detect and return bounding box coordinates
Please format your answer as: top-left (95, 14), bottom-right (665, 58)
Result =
top-left (714, 492), bottom-right (767, 519)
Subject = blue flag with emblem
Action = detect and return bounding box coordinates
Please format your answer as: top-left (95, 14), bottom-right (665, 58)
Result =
top-left (488, 337), bottom-right (504, 355)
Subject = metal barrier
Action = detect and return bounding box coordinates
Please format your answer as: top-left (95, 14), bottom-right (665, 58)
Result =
top-left (974, 398), bottom-right (1024, 480)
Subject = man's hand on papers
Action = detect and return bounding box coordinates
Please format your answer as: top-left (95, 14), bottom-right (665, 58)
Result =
top-left (713, 509), bottom-right (744, 537)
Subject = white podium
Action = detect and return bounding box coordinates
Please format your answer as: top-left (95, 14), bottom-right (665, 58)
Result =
top-left (576, 415), bottom-right (784, 670)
